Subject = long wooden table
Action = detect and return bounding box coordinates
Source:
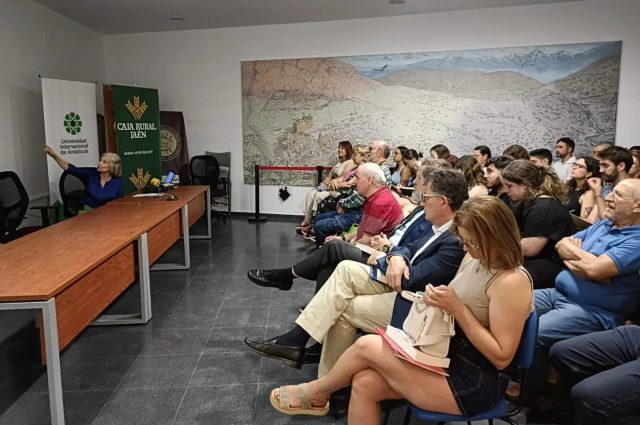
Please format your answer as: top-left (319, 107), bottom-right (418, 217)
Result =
top-left (0, 185), bottom-right (210, 425)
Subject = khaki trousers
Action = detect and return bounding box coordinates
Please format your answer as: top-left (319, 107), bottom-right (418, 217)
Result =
top-left (295, 260), bottom-right (396, 377)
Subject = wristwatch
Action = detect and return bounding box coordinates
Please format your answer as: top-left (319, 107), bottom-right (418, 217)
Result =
top-left (382, 244), bottom-right (391, 254)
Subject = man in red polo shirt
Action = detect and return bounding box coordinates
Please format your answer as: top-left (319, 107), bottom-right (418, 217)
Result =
top-left (326, 162), bottom-right (403, 246)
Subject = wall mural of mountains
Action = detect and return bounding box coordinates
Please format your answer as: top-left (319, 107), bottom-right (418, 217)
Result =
top-left (242, 41), bottom-right (621, 185)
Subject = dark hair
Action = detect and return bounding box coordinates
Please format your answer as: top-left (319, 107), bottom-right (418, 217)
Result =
top-left (599, 146), bottom-right (633, 172)
top-left (395, 146), bottom-right (408, 158)
top-left (455, 155), bottom-right (485, 188)
top-left (529, 148), bottom-right (553, 164)
top-left (556, 137), bottom-right (575, 152)
top-left (403, 149), bottom-right (420, 160)
top-left (430, 144), bottom-right (450, 159)
top-left (339, 141), bottom-right (353, 160)
top-left (427, 169), bottom-right (469, 211)
top-left (473, 145), bottom-right (492, 159)
top-left (567, 156), bottom-right (601, 192)
top-left (503, 144), bottom-right (530, 160)
top-left (486, 155), bottom-right (514, 171)
top-left (502, 159), bottom-right (567, 203)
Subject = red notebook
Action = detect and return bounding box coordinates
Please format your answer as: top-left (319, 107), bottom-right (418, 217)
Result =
top-left (376, 327), bottom-right (449, 376)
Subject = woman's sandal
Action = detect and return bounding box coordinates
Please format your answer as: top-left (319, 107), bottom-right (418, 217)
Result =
top-left (270, 384), bottom-right (329, 416)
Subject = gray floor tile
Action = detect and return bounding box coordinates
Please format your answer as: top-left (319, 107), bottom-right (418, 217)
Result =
top-left (190, 352), bottom-right (262, 386)
top-left (63, 327), bottom-right (153, 359)
top-left (173, 384), bottom-right (256, 425)
top-left (141, 329), bottom-right (210, 356)
top-left (267, 305), bottom-right (304, 328)
top-left (91, 388), bottom-right (184, 425)
top-left (119, 355), bottom-right (200, 389)
top-left (222, 287), bottom-right (273, 308)
top-left (213, 306), bottom-right (269, 328)
top-left (28, 356), bottom-right (135, 392)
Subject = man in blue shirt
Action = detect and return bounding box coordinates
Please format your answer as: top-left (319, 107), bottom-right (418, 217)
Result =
top-left (527, 178), bottom-right (640, 399)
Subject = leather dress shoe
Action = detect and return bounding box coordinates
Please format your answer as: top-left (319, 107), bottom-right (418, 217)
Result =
top-left (303, 346), bottom-right (321, 364)
top-left (243, 337), bottom-right (304, 368)
top-left (247, 269), bottom-right (292, 291)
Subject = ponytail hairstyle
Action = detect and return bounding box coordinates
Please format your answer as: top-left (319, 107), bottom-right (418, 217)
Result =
top-left (502, 159), bottom-right (567, 204)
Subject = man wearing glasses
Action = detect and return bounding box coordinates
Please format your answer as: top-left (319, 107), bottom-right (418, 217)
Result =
top-left (243, 170), bottom-right (466, 403)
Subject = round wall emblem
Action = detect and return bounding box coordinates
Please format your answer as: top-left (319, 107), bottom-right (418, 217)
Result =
top-left (160, 125), bottom-right (181, 161)
top-left (64, 112), bottom-right (82, 135)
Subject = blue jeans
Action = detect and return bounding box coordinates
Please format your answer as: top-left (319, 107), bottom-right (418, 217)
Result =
top-left (314, 209), bottom-right (363, 248)
top-left (526, 289), bottom-right (606, 396)
top-left (550, 326), bottom-right (640, 424)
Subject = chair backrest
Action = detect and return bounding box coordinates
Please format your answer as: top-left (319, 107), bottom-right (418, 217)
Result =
top-left (513, 311), bottom-right (538, 369)
top-left (205, 151), bottom-right (230, 169)
top-left (190, 155), bottom-right (220, 189)
top-left (59, 170), bottom-right (87, 218)
top-left (0, 171), bottom-right (29, 240)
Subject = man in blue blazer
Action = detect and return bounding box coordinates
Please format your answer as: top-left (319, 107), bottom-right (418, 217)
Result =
top-left (244, 169), bottom-right (467, 378)
top-left (246, 163), bottom-right (442, 294)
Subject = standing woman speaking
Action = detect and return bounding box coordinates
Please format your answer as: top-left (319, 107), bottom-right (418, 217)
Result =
top-left (45, 145), bottom-right (124, 209)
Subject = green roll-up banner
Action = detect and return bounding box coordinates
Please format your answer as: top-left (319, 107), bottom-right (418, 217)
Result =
top-left (112, 85), bottom-right (161, 193)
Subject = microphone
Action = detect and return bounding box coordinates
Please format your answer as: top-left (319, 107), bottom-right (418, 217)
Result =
top-left (150, 178), bottom-right (168, 192)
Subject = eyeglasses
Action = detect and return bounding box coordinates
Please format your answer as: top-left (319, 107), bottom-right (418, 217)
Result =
top-left (421, 193), bottom-right (446, 202)
top-left (453, 234), bottom-right (480, 250)
top-left (572, 163), bottom-right (587, 169)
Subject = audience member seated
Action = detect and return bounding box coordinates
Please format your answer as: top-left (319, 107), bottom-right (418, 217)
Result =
top-left (313, 163), bottom-right (402, 248)
top-left (401, 148), bottom-right (421, 186)
top-left (587, 146), bottom-right (633, 222)
top-left (243, 169), bottom-right (467, 380)
top-left (566, 156), bottom-right (600, 219)
top-left (455, 155), bottom-right (489, 198)
top-left (501, 159), bottom-right (575, 288)
top-left (484, 155), bottom-right (514, 203)
top-left (265, 196), bottom-right (533, 422)
top-left (525, 179), bottom-right (640, 400)
top-left (629, 147), bottom-right (640, 178)
top-left (472, 145), bottom-right (491, 167)
top-left (592, 141), bottom-right (614, 159)
top-left (429, 143), bottom-right (458, 167)
top-left (44, 144), bottom-right (123, 209)
top-left (368, 139), bottom-right (393, 186)
top-left (390, 146), bottom-right (411, 187)
top-left (548, 326), bottom-right (640, 425)
top-left (552, 137), bottom-right (577, 181)
top-left (246, 163), bottom-right (445, 295)
top-left (503, 144), bottom-right (530, 160)
top-left (298, 141), bottom-right (356, 228)
top-left (529, 148), bottom-right (553, 168)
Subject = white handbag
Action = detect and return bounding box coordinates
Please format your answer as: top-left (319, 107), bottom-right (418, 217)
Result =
top-left (402, 292), bottom-right (456, 359)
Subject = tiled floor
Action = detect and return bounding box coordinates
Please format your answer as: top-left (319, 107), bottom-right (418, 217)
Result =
top-left (0, 216), bottom-right (551, 424)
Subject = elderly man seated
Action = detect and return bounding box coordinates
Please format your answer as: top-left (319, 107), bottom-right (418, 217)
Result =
top-left (246, 162), bottom-right (449, 295)
top-left (310, 162), bottom-right (403, 248)
top-left (525, 178), bottom-right (640, 399)
top-left (243, 169), bottom-right (467, 378)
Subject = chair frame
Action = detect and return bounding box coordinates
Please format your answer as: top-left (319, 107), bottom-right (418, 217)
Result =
top-left (382, 311), bottom-right (539, 425)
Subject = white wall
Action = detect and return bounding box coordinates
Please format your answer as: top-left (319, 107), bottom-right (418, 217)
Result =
top-left (104, 0), bottom-right (640, 215)
top-left (0, 0), bottom-right (105, 202)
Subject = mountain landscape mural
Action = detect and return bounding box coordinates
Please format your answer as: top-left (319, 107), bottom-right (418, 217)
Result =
top-left (242, 41), bottom-right (621, 185)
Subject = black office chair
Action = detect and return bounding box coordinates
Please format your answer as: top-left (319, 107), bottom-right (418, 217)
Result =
top-left (190, 154), bottom-right (220, 193)
top-left (0, 171), bottom-right (52, 243)
top-left (205, 151), bottom-right (231, 213)
top-left (59, 170), bottom-right (86, 218)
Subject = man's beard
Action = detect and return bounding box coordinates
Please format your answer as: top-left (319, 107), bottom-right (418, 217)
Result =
top-left (602, 170), bottom-right (619, 183)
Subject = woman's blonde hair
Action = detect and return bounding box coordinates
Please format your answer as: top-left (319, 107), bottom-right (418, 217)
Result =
top-left (502, 159), bottom-right (567, 204)
top-left (352, 144), bottom-right (368, 159)
top-left (452, 196), bottom-right (523, 271)
top-left (101, 152), bottom-right (122, 177)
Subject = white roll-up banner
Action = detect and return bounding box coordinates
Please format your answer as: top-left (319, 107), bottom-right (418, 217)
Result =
top-left (42, 78), bottom-right (99, 203)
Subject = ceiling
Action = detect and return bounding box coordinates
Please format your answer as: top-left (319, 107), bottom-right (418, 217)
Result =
top-left (34, 0), bottom-right (585, 35)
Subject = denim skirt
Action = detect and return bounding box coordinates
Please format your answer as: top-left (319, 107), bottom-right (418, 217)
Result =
top-left (445, 329), bottom-right (513, 417)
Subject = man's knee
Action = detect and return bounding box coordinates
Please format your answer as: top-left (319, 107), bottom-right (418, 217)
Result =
top-left (572, 379), bottom-right (610, 422)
